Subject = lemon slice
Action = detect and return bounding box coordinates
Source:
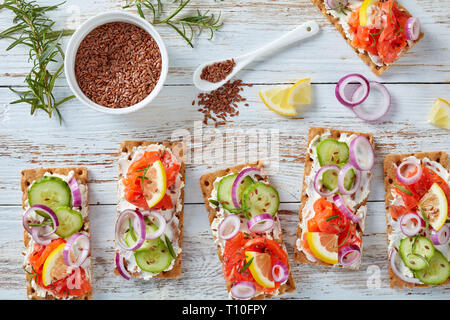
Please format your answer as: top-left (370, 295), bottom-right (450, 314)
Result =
top-left (142, 160), bottom-right (167, 208)
top-left (418, 183), bottom-right (448, 231)
top-left (359, 0), bottom-right (378, 26)
top-left (245, 251), bottom-right (275, 288)
top-left (259, 86), bottom-right (297, 116)
top-left (306, 232), bottom-right (338, 265)
top-left (428, 98), bottom-right (450, 130)
top-left (42, 243), bottom-right (70, 286)
top-left (286, 78), bottom-right (311, 105)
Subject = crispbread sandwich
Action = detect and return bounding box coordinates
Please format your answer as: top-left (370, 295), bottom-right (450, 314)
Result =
top-left (294, 127), bottom-right (374, 269)
top-left (199, 162), bottom-right (296, 300)
top-left (114, 141), bottom-right (185, 279)
top-left (21, 167), bottom-right (92, 300)
top-left (384, 152), bottom-right (450, 288)
top-left (311, 0), bottom-right (424, 75)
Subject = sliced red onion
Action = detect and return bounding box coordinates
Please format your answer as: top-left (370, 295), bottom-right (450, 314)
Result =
top-left (399, 213), bottom-right (422, 237)
top-left (230, 281), bottom-right (256, 300)
top-left (23, 204), bottom-right (59, 237)
top-left (232, 167), bottom-right (260, 209)
top-left (68, 177), bottom-right (82, 207)
top-left (396, 160), bottom-right (422, 185)
top-left (351, 81), bottom-right (391, 121)
top-left (142, 211), bottom-right (166, 239)
top-left (31, 227), bottom-right (52, 245)
top-left (247, 214), bottom-right (274, 233)
top-left (115, 209), bottom-right (146, 251)
top-left (218, 214), bottom-right (241, 240)
top-left (115, 251), bottom-right (131, 280)
top-left (349, 136), bottom-right (374, 171)
top-left (66, 267), bottom-right (82, 290)
top-left (272, 262), bottom-right (289, 283)
top-left (389, 249), bottom-right (422, 284)
top-left (431, 224), bottom-right (449, 245)
top-left (314, 164), bottom-right (340, 197)
top-left (63, 233), bottom-right (90, 267)
top-left (405, 17), bottom-right (420, 41)
top-left (333, 194), bottom-right (361, 223)
top-left (326, 0), bottom-right (348, 9)
top-left (335, 74), bottom-right (370, 107)
top-left (338, 245), bottom-right (361, 266)
top-left (337, 163), bottom-right (361, 195)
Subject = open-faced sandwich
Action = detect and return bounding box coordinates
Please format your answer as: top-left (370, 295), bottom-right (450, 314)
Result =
top-left (312, 0), bottom-right (424, 75)
top-left (384, 152), bottom-right (450, 288)
top-left (199, 162), bottom-right (296, 300)
top-left (21, 167), bottom-right (92, 300)
top-left (114, 141), bottom-right (185, 280)
top-left (295, 127), bottom-right (374, 269)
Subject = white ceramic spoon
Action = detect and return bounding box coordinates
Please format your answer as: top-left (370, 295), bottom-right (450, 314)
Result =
top-left (193, 20), bottom-right (320, 92)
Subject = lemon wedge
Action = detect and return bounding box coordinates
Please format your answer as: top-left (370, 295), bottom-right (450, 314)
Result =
top-left (306, 232), bottom-right (338, 265)
top-left (418, 183), bottom-right (448, 231)
top-left (259, 86), bottom-right (297, 116)
top-left (142, 159), bottom-right (167, 208)
top-left (286, 78), bottom-right (311, 105)
top-left (245, 251), bottom-right (275, 288)
top-left (359, 0), bottom-right (378, 26)
top-left (42, 243), bottom-right (70, 286)
top-left (428, 98), bottom-right (450, 130)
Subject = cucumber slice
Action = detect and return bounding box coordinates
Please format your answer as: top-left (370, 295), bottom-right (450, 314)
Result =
top-left (28, 176), bottom-right (72, 217)
top-left (125, 223), bottom-right (158, 252)
top-left (404, 254), bottom-right (429, 271)
top-left (241, 182), bottom-right (280, 218)
top-left (316, 138), bottom-right (349, 166)
top-left (54, 206), bottom-right (83, 238)
top-left (399, 236), bottom-right (416, 262)
top-left (412, 236), bottom-right (435, 261)
top-left (217, 173), bottom-right (254, 213)
top-left (134, 238), bottom-right (173, 273)
top-left (322, 167), bottom-right (356, 191)
top-left (414, 250), bottom-right (450, 285)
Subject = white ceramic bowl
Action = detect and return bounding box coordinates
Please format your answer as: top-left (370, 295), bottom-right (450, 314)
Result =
top-left (64, 11), bottom-right (169, 115)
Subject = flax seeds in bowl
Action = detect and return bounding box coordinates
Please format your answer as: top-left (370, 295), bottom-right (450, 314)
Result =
top-left (65, 12), bottom-right (168, 114)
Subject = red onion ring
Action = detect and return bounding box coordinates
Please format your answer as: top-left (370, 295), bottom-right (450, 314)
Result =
top-left (326, 0), bottom-right (348, 9)
top-left (68, 177), bottom-right (82, 207)
top-left (247, 213), bottom-right (274, 233)
top-left (31, 227), bottom-right (52, 245)
top-left (396, 160), bottom-right (422, 185)
top-left (405, 17), bottom-right (420, 41)
top-left (115, 209), bottom-right (146, 251)
top-left (142, 211), bottom-right (166, 240)
top-left (63, 233), bottom-right (90, 267)
top-left (389, 249), bottom-right (422, 284)
top-left (338, 245), bottom-right (361, 266)
top-left (232, 167), bottom-right (260, 209)
top-left (115, 251), bottom-right (131, 280)
top-left (314, 164), bottom-right (340, 197)
top-left (23, 204), bottom-right (59, 237)
top-left (337, 163), bottom-right (361, 195)
top-left (66, 267), bottom-right (82, 290)
top-left (431, 224), bottom-right (449, 245)
top-left (230, 281), bottom-right (256, 300)
top-left (335, 74), bottom-right (370, 107)
top-left (218, 214), bottom-right (241, 240)
top-left (349, 136), bottom-right (374, 171)
top-left (399, 213), bottom-right (422, 237)
top-left (333, 194), bottom-right (361, 223)
top-left (272, 262), bottom-right (289, 283)
top-left (351, 81), bottom-right (391, 121)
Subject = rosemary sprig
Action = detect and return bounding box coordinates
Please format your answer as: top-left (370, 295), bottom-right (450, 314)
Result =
top-left (393, 183), bottom-right (413, 196)
top-left (240, 256), bottom-right (253, 273)
top-left (0, 0), bottom-right (75, 123)
top-left (419, 207), bottom-right (429, 230)
top-left (123, 0), bottom-right (222, 48)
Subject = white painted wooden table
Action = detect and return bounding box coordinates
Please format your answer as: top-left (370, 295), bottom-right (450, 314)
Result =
top-left (0, 0), bottom-right (449, 300)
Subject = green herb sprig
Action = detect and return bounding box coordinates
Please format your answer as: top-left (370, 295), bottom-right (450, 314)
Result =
top-left (0, 0), bottom-right (75, 123)
top-left (123, 0), bottom-right (222, 47)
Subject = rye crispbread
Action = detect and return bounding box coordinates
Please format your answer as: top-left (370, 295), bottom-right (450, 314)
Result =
top-left (114, 141), bottom-right (185, 279)
top-left (384, 151), bottom-right (450, 289)
top-left (310, 0), bottom-right (424, 76)
top-left (21, 167), bottom-right (92, 300)
top-left (294, 127), bottom-right (374, 269)
top-left (199, 162), bottom-right (296, 300)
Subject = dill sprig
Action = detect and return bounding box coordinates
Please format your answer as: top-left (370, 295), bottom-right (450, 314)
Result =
top-left (330, 3), bottom-right (351, 16)
top-left (0, 0), bottom-right (74, 123)
top-left (123, 0), bottom-right (223, 48)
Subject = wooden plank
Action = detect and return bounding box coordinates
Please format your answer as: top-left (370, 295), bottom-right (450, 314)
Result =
top-left (2, 203), bottom-right (448, 300)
